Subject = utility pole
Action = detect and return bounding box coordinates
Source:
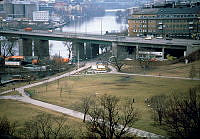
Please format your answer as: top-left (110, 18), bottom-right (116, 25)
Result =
top-left (101, 18), bottom-right (102, 37)
top-left (74, 18), bottom-right (76, 36)
top-left (78, 46), bottom-right (79, 69)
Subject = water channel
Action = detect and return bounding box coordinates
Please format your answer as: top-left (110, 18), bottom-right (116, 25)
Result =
top-left (50, 10), bottom-right (128, 58)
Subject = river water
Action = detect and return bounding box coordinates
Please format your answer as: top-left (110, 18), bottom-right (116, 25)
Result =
top-left (49, 11), bottom-right (127, 58)
top-left (1, 11), bottom-right (127, 82)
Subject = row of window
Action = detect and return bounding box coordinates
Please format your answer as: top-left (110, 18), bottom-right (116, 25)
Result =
top-left (158, 19), bottom-right (196, 23)
top-left (132, 24), bottom-right (193, 28)
top-left (159, 30), bottom-right (192, 33)
top-left (157, 14), bottom-right (197, 18)
top-left (131, 19), bottom-right (197, 23)
top-left (136, 14), bottom-right (198, 19)
top-left (131, 20), bottom-right (155, 23)
top-left (132, 28), bottom-right (195, 33)
top-left (132, 25), bottom-right (157, 28)
top-left (133, 29), bottom-right (156, 33)
top-left (165, 24), bottom-right (194, 28)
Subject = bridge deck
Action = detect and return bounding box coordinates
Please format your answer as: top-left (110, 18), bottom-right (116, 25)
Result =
top-left (0, 30), bottom-right (200, 48)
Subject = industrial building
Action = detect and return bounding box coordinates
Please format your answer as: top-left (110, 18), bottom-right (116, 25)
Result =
top-left (1, 0), bottom-right (38, 19)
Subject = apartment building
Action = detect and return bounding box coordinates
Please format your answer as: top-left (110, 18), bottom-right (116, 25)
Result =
top-left (33, 11), bottom-right (49, 21)
top-left (128, 6), bottom-right (200, 39)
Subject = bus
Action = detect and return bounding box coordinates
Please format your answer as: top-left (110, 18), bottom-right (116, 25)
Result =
top-left (138, 51), bottom-right (163, 61)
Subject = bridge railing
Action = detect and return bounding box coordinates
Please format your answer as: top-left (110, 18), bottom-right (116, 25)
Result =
top-left (0, 29), bottom-right (126, 42)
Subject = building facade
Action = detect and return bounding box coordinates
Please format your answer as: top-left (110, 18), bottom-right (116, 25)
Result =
top-left (128, 6), bottom-right (200, 39)
top-left (3, 1), bottom-right (37, 19)
top-left (33, 11), bottom-right (49, 21)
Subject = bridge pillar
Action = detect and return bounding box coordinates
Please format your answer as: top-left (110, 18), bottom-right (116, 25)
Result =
top-left (117, 46), bottom-right (130, 59)
top-left (91, 43), bottom-right (99, 58)
top-left (112, 42), bottom-right (118, 57)
top-left (85, 42), bottom-right (92, 59)
top-left (162, 47), bottom-right (165, 59)
top-left (34, 40), bottom-right (49, 58)
top-left (0, 41), bottom-right (1, 55)
top-left (72, 41), bottom-right (85, 61)
top-left (186, 45), bottom-right (200, 56)
top-left (19, 39), bottom-right (32, 56)
top-left (136, 45), bottom-right (139, 59)
top-left (85, 43), bottom-right (99, 59)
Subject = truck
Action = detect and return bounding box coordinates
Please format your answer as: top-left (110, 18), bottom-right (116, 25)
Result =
top-left (52, 57), bottom-right (70, 63)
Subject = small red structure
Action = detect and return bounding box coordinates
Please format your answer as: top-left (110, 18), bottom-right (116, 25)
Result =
top-left (24, 27), bottom-right (32, 31)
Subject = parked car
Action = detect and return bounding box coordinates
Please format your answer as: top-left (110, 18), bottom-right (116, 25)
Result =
top-left (23, 64), bottom-right (46, 71)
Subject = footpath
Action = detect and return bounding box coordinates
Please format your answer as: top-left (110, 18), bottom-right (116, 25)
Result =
top-left (0, 62), bottom-right (164, 138)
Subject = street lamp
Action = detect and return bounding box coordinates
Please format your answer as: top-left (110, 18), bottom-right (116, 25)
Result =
top-left (74, 17), bottom-right (76, 36)
top-left (101, 18), bottom-right (102, 37)
top-left (85, 13), bottom-right (87, 34)
top-left (77, 47), bottom-right (79, 69)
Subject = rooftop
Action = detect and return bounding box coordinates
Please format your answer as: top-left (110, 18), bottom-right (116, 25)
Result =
top-left (131, 6), bottom-right (200, 15)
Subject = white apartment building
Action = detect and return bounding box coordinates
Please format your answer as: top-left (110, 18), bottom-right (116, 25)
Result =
top-left (33, 11), bottom-right (49, 21)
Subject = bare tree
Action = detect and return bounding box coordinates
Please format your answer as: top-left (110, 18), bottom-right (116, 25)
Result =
top-left (63, 41), bottom-right (72, 59)
top-left (147, 95), bottom-right (167, 125)
top-left (109, 56), bottom-right (125, 72)
top-left (138, 58), bottom-right (151, 73)
top-left (86, 94), bottom-right (138, 138)
top-left (137, 49), bottom-right (154, 74)
top-left (148, 86), bottom-right (200, 138)
top-left (0, 37), bottom-right (16, 57)
top-left (80, 95), bottom-right (94, 122)
top-left (0, 116), bottom-right (17, 137)
top-left (50, 116), bottom-right (69, 138)
top-left (22, 113), bottom-right (70, 139)
top-left (163, 86), bottom-right (200, 138)
top-left (189, 64), bottom-right (196, 79)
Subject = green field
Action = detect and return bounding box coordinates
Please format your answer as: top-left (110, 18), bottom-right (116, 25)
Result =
top-left (26, 74), bottom-right (200, 136)
top-left (0, 99), bottom-right (86, 137)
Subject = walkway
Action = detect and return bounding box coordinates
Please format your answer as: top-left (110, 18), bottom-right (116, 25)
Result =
top-left (0, 62), bottom-right (166, 138)
top-left (0, 95), bottom-right (163, 138)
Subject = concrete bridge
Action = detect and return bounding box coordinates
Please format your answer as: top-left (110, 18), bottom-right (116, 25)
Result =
top-left (0, 29), bottom-right (200, 60)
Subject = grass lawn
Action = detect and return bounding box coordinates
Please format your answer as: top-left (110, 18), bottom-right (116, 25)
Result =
top-left (0, 91), bottom-right (21, 96)
top-left (122, 60), bottom-right (200, 78)
top-left (0, 82), bottom-right (28, 93)
top-left (0, 65), bottom-right (76, 93)
top-left (26, 74), bottom-right (200, 136)
top-left (0, 100), bottom-right (86, 137)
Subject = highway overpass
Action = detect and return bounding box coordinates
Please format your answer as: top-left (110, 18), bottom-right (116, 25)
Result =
top-left (0, 29), bottom-right (199, 60)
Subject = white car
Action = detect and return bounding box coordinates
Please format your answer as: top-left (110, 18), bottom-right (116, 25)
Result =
top-left (156, 36), bottom-right (163, 39)
top-left (144, 37), bottom-right (152, 40)
top-left (23, 64), bottom-right (46, 71)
